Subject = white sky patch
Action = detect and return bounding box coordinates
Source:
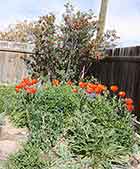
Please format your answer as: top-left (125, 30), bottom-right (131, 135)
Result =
top-left (105, 0), bottom-right (140, 46)
top-left (106, 15), bottom-right (140, 41)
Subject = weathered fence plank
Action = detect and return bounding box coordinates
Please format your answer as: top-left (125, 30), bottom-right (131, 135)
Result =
top-left (0, 41), bottom-right (33, 84)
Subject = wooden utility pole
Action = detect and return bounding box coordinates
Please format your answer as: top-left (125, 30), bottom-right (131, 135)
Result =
top-left (96, 0), bottom-right (109, 48)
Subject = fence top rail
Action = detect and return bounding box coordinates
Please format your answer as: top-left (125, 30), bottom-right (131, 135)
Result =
top-left (103, 56), bottom-right (140, 63)
top-left (0, 41), bottom-right (140, 59)
top-left (0, 50), bottom-right (140, 61)
top-left (107, 46), bottom-right (140, 56)
top-left (0, 48), bottom-right (34, 55)
top-left (0, 41), bottom-right (34, 53)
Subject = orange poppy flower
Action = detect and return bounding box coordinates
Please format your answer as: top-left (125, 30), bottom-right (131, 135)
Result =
top-left (84, 82), bottom-right (87, 87)
top-left (118, 91), bottom-right (126, 97)
top-left (22, 78), bottom-right (32, 86)
top-left (15, 87), bottom-right (20, 93)
top-left (31, 79), bottom-right (38, 85)
top-left (79, 82), bottom-right (86, 89)
top-left (87, 83), bottom-right (97, 91)
top-left (18, 82), bottom-right (27, 88)
top-left (25, 88), bottom-right (37, 94)
top-left (98, 84), bottom-right (106, 92)
top-left (15, 85), bottom-right (21, 89)
top-left (125, 98), bottom-right (133, 105)
top-left (72, 88), bottom-right (78, 93)
top-left (95, 86), bottom-right (102, 94)
top-left (86, 82), bottom-right (92, 88)
top-left (52, 80), bottom-right (60, 86)
top-left (67, 80), bottom-right (72, 86)
top-left (110, 85), bottom-right (118, 92)
top-left (126, 104), bottom-right (134, 112)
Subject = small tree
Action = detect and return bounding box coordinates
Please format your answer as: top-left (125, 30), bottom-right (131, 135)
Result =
top-left (56, 4), bottom-right (97, 81)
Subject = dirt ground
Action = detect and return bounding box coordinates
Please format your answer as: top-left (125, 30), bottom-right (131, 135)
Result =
top-left (0, 117), bottom-right (28, 162)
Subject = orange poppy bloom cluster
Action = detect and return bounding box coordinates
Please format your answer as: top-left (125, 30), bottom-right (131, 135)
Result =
top-left (78, 82), bottom-right (106, 95)
top-left (70, 81), bottom-right (134, 112)
top-left (69, 82), bottom-right (106, 95)
top-left (110, 85), bottom-right (134, 112)
top-left (110, 85), bottom-right (118, 93)
top-left (86, 83), bottom-right (106, 94)
top-left (15, 78), bottom-right (135, 112)
top-left (15, 78), bottom-right (38, 94)
top-left (125, 98), bottom-right (134, 112)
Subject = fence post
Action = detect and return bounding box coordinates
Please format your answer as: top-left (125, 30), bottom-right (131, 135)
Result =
top-left (95, 0), bottom-right (109, 49)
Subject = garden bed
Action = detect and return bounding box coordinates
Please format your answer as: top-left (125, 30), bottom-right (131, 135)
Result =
top-left (0, 79), bottom-right (138, 169)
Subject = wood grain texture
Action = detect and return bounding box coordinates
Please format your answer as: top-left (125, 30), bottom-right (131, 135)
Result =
top-left (0, 41), bottom-right (31, 84)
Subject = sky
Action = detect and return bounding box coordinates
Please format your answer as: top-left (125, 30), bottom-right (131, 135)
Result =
top-left (0, 0), bottom-right (140, 47)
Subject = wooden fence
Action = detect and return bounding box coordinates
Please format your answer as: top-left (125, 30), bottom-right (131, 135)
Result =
top-left (87, 46), bottom-right (140, 117)
top-left (0, 41), bottom-right (33, 84)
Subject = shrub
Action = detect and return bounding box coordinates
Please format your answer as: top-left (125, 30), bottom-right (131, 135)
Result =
top-left (24, 3), bottom-right (118, 81)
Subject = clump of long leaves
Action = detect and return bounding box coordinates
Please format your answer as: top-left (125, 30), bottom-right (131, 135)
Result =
top-left (6, 82), bottom-right (135, 169)
top-left (66, 94), bottom-right (134, 168)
